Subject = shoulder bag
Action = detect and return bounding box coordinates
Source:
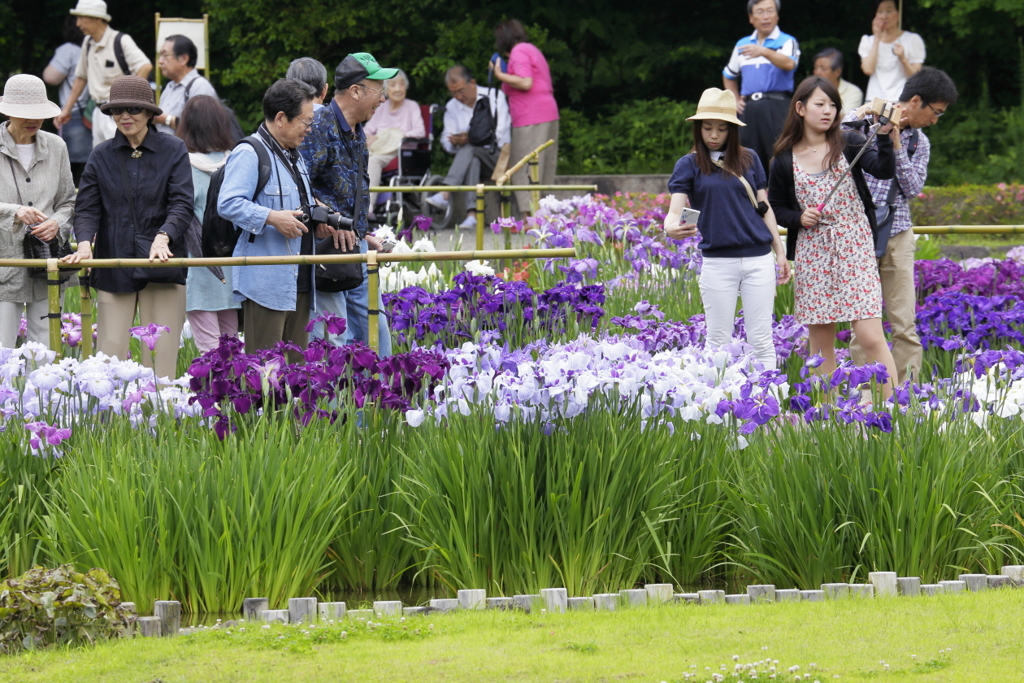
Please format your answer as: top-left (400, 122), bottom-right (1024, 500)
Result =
top-left (873, 129), bottom-right (919, 258)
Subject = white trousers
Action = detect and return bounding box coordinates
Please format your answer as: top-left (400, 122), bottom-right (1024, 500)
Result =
top-left (698, 253), bottom-right (778, 371)
top-left (0, 300), bottom-right (50, 350)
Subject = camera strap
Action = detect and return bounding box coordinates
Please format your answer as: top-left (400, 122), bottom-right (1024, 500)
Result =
top-left (329, 100), bottom-right (368, 238)
top-left (256, 125), bottom-right (312, 208)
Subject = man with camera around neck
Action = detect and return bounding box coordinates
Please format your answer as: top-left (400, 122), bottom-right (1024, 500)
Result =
top-left (218, 78), bottom-right (317, 359)
top-left (299, 52), bottom-right (394, 354)
top-left (844, 67), bottom-right (958, 384)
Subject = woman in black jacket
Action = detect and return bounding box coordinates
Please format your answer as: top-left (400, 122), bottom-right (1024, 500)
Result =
top-left (768, 77), bottom-right (899, 399)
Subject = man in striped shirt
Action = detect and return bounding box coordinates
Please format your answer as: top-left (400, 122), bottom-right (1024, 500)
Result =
top-left (722, 0), bottom-right (800, 171)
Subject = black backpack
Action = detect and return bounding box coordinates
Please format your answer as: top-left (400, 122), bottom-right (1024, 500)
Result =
top-left (184, 77), bottom-right (247, 143)
top-left (202, 136), bottom-right (272, 258)
top-left (468, 95), bottom-right (498, 149)
top-left (85, 31), bottom-right (131, 76)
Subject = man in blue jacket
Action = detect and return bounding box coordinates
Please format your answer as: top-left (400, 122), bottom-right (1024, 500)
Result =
top-left (300, 52), bottom-right (395, 355)
top-left (218, 78), bottom-right (318, 359)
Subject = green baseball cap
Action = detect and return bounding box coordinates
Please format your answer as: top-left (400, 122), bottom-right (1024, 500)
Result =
top-left (335, 52), bottom-right (399, 90)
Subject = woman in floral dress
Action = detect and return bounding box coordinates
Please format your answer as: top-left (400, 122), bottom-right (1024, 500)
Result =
top-left (768, 77), bottom-right (899, 398)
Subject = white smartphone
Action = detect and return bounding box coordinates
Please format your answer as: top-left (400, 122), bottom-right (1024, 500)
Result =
top-left (680, 207), bottom-right (701, 226)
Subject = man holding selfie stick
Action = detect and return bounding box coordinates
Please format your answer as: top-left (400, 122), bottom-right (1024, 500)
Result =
top-left (845, 67), bottom-right (958, 384)
top-left (722, 0), bottom-right (800, 172)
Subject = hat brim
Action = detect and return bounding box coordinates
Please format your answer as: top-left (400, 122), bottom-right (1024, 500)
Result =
top-left (0, 98), bottom-right (63, 120)
top-left (686, 111), bottom-right (746, 127)
top-left (366, 67), bottom-right (400, 81)
top-left (70, 9), bottom-right (112, 21)
top-left (100, 100), bottom-right (162, 116)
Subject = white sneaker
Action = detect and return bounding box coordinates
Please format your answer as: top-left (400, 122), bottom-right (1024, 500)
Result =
top-left (458, 214), bottom-right (478, 229)
top-left (425, 192), bottom-right (449, 210)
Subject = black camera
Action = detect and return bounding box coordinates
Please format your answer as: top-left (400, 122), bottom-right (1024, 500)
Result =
top-left (299, 205), bottom-right (353, 230)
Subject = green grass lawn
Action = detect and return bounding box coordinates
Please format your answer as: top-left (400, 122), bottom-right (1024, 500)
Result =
top-left (2, 589), bottom-right (1021, 682)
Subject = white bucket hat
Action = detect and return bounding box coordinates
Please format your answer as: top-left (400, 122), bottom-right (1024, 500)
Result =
top-left (69, 0), bottom-right (111, 22)
top-left (0, 75), bottom-right (62, 120)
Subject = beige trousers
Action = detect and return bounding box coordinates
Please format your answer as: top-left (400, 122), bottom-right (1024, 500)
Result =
top-left (509, 119), bottom-right (559, 215)
top-left (850, 228), bottom-right (922, 384)
top-left (97, 284), bottom-right (186, 380)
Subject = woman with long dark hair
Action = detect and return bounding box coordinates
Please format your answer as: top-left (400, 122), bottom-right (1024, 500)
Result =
top-left (664, 88), bottom-right (790, 371)
top-left (768, 76), bottom-right (898, 397)
top-left (177, 95), bottom-right (241, 353)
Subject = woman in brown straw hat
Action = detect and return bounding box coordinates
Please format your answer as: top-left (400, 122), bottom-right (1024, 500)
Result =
top-left (664, 87), bottom-right (790, 372)
top-left (64, 75), bottom-right (193, 378)
top-left (0, 74), bottom-right (77, 350)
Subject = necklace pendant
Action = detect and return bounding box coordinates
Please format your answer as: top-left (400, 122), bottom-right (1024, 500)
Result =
top-left (131, 149), bottom-right (143, 159)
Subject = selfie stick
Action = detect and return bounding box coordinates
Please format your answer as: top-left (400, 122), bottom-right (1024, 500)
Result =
top-left (815, 103), bottom-right (896, 212)
top-left (815, 124), bottom-right (881, 213)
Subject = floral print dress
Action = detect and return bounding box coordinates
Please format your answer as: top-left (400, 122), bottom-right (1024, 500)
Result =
top-left (792, 156), bottom-right (883, 325)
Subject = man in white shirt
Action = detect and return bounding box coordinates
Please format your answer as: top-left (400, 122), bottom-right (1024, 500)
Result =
top-left (154, 35), bottom-right (218, 135)
top-left (427, 65), bottom-right (510, 229)
top-left (813, 48), bottom-right (864, 116)
top-left (54, 0), bottom-right (152, 147)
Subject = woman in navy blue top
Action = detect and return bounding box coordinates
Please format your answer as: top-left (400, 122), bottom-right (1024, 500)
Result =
top-left (664, 88), bottom-right (790, 371)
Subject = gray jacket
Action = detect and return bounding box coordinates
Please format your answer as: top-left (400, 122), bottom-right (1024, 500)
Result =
top-left (0, 123), bottom-right (76, 303)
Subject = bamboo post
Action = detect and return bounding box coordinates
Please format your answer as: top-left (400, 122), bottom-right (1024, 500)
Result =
top-left (367, 250), bottom-right (379, 355)
top-left (78, 269), bottom-right (93, 357)
top-left (495, 140), bottom-right (555, 187)
top-left (528, 155), bottom-right (540, 216)
top-left (475, 183), bottom-right (486, 250)
top-left (46, 259), bottom-right (61, 356)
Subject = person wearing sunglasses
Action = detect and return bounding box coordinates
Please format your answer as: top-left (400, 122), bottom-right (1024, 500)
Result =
top-left (843, 67), bottom-right (958, 385)
top-left (64, 75), bottom-right (193, 379)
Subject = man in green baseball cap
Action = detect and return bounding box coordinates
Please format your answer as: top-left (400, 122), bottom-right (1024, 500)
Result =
top-left (297, 51), bottom-right (398, 354)
top-left (334, 52), bottom-right (399, 90)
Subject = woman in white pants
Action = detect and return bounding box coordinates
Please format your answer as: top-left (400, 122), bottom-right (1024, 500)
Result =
top-left (664, 88), bottom-right (791, 371)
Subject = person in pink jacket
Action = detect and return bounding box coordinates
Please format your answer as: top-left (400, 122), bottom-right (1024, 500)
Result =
top-left (490, 19), bottom-right (559, 217)
top-left (364, 69), bottom-right (425, 208)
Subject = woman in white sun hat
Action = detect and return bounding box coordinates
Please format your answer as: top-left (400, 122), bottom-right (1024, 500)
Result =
top-left (0, 74), bottom-right (77, 350)
top-left (663, 87), bottom-right (790, 372)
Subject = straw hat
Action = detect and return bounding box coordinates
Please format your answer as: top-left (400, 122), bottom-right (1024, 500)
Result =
top-left (0, 75), bottom-right (62, 120)
top-left (99, 76), bottom-right (162, 116)
top-left (686, 88), bottom-right (746, 127)
top-left (69, 0), bottom-right (111, 22)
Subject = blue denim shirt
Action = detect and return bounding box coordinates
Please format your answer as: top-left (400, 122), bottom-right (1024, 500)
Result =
top-left (218, 136), bottom-right (314, 312)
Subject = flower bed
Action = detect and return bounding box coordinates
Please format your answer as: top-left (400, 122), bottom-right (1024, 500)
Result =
top-left (1, 193), bottom-right (1024, 612)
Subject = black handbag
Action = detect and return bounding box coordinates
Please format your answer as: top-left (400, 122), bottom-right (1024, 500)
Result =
top-left (873, 129), bottom-right (918, 258)
top-left (115, 148), bottom-right (186, 285)
top-left (6, 157), bottom-right (74, 283)
top-left (315, 105), bottom-right (367, 293)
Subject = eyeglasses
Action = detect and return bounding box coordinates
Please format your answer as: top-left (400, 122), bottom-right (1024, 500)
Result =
top-left (752, 7), bottom-right (777, 16)
top-left (359, 83), bottom-right (387, 100)
top-left (296, 116), bottom-right (314, 130)
top-left (108, 107), bottom-right (145, 116)
top-left (449, 83), bottom-right (473, 98)
top-left (923, 101), bottom-right (946, 118)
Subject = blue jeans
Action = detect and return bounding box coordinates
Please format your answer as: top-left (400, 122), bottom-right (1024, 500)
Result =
top-left (309, 240), bottom-right (392, 357)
